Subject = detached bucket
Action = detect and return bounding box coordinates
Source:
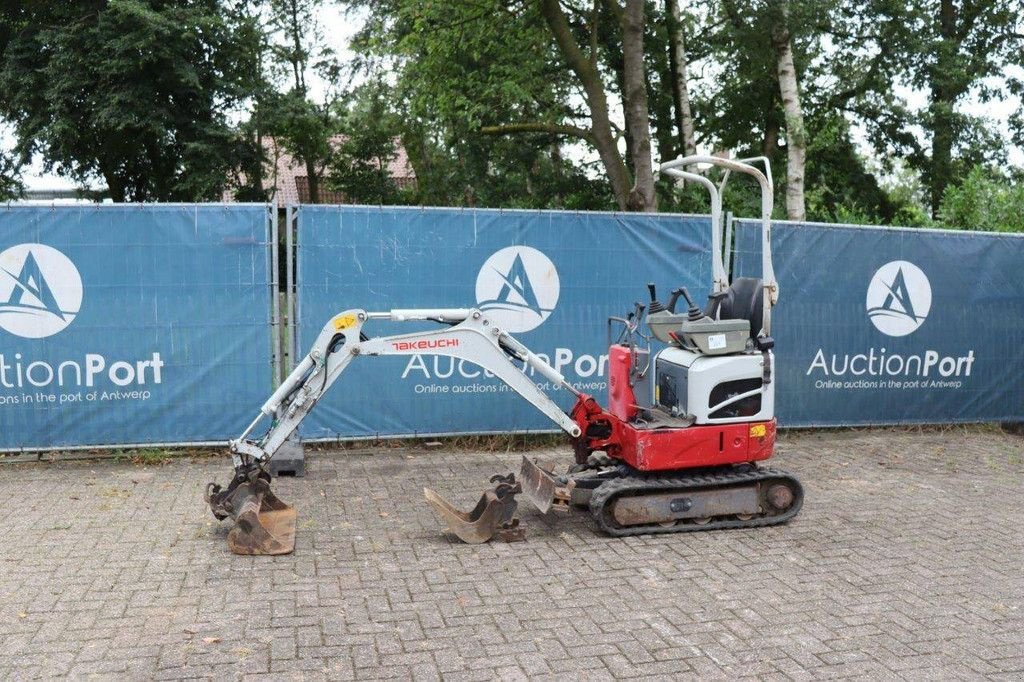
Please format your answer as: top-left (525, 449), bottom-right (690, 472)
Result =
top-left (424, 474), bottom-right (524, 543)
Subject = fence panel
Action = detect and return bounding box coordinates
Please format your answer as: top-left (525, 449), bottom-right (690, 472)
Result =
top-left (734, 220), bottom-right (1024, 426)
top-left (0, 204), bottom-right (274, 449)
top-left (296, 206), bottom-right (713, 438)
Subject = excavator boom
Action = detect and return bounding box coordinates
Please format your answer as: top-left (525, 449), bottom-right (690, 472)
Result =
top-left (208, 307), bottom-right (586, 553)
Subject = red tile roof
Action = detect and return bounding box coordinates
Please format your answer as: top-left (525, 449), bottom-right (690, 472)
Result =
top-left (224, 135), bottom-right (416, 207)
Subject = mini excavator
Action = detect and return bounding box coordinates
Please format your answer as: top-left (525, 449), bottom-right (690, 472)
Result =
top-left (206, 155), bottom-right (804, 555)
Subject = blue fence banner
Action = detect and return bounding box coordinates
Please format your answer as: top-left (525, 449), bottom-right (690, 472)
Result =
top-left (734, 220), bottom-right (1024, 426)
top-left (296, 206), bottom-right (713, 438)
top-left (0, 205), bottom-right (274, 449)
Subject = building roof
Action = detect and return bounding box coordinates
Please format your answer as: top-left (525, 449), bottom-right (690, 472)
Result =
top-left (225, 135), bottom-right (416, 207)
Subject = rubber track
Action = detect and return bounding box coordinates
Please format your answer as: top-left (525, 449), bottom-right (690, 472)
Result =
top-left (588, 465), bottom-right (804, 537)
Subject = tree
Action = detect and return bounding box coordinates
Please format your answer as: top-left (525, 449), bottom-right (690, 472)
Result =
top-left (939, 165), bottom-right (1024, 232)
top-left (665, 0), bottom-right (697, 158)
top-left (767, 0), bottom-right (807, 220)
top-left (716, 0), bottom-right (809, 220)
top-left (494, 0), bottom-right (656, 211)
top-left (0, 145), bottom-right (23, 201)
top-left (831, 0), bottom-right (1024, 217)
top-left (327, 82), bottom-right (403, 204)
top-left (263, 0), bottom-right (344, 204)
top-left (0, 0), bottom-right (258, 202)
top-left (349, 0), bottom-right (617, 209)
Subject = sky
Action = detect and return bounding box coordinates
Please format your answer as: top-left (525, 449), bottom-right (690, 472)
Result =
top-left (7, 4), bottom-right (1022, 193)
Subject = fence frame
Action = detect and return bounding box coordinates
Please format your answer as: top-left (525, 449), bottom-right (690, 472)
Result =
top-left (0, 202), bottom-right (280, 453)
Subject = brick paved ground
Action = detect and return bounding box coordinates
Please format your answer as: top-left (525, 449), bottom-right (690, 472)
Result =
top-left (1, 428), bottom-right (1022, 680)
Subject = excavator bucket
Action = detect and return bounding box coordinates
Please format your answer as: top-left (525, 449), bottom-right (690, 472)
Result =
top-left (206, 474), bottom-right (296, 556)
top-left (424, 474), bottom-right (525, 543)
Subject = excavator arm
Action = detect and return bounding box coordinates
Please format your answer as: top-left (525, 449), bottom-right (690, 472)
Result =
top-left (207, 307), bottom-right (587, 553)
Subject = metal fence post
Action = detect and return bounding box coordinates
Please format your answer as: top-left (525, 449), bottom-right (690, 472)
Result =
top-left (270, 205), bottom-right (282, 385)
top-left (271, 203), bottom-right (305, 477)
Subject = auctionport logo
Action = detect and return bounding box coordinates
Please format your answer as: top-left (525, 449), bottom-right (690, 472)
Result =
top-left (0, 244), bottom-right (83, 339)
top-left (866, 260), bottom-right (931, 337)
top-left (475, 246), bottom-right (559, 333)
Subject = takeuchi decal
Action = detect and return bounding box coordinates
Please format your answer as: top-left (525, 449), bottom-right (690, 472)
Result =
top-left (391, 338), bottom-right (459, 352)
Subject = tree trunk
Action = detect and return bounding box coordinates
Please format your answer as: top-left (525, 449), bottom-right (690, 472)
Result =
top-left (620, 0), bottom-right (656, 211)
top-left (101, 164), bottom-right (126, 203)
top-left (666, 0), bottom-right (696, 158)
top-left (762, 116), bottom-right (779, 158)
top-left (769, 0), bottom-right (806, 221)
top-left (538, 0), bottom-right (632, 210)
top-left (928, 0), bottom-right (957, 217)
top-left (305, 159), bottom-right (320, 203)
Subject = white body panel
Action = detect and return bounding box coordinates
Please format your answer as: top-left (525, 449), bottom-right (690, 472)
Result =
top-left (653, 347), bottom-right (774, 425)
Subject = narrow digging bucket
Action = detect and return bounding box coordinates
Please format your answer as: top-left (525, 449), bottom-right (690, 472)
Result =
top-left (424, 474), bottom-right (524, 544)
top-left (208, 475), bottom-right (296, 556)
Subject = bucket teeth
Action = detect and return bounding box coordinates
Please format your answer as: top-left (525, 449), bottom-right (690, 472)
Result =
top-left (424, 474), bottom-right (525, 543)
top-left (207, 472), bottom-right (296, 556)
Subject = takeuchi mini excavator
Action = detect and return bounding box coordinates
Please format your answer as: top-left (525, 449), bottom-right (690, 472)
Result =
top-left (206, 155), bottom-right (804, 555)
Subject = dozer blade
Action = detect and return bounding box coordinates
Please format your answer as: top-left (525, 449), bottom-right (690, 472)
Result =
top-left (424, 474), bottom-right (524, 543)
top-left (207, 474), bottom-right (296, 556)
top-left (520, 456), bottom-right (557, 514)
top-left (520, 456), bottom-right (572, 514)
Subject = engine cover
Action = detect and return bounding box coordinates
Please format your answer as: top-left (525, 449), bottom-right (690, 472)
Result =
top-left (652, 347), bottom-right (774, 425)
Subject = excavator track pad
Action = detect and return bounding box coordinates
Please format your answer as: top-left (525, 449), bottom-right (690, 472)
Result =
top-left (206, 472), bottom-right (296, 555)
top-left (589, 464), bottom-right (803, 536)
top-left (424, 473), bottom-right (525, 544)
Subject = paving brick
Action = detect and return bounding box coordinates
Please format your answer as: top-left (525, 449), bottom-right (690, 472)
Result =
top-left (0, 428), bottom-right (1021, 679)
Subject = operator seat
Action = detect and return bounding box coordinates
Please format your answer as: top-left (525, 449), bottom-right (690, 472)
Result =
top-left (715, 277), bottom-right (764, 339)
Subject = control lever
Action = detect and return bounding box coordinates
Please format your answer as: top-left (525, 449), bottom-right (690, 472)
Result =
top-left (646, 283), bottom-right (665, 314)
top-left (678, 289), bottom-right (704, 322)
top-left (666, 288), bottom-right (684, 313)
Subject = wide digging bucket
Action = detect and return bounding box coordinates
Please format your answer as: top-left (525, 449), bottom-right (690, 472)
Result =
top-left (207, 475), bottom-right (296, 556)
top-left (424, 474), bottom-right (524, 543)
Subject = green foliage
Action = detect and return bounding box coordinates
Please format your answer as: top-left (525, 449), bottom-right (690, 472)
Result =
top-left (0, 148), bottom-right (24, 201)
top-left (261, 0), bottom-right (343, 203)
top-left (803, 115), bottom-right (896, 225)
top-left (326, 82), bottom-right (402, 204)
top-left (832, 0), bottom-right (1024, 215)
top-left (938, 166), bottom-right (1024, 233)
top-left (347, 0), bottom-right (614, 209)
top-left (0, 0), bottom-right (259, 201)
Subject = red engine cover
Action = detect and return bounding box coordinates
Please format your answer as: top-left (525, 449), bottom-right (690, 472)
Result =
top-left (607, 344), bottom-right (638, 421)
top-left (615, 419), bottom-right (776, 471)
top-left (568, 345), bottom-right (776, 472)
